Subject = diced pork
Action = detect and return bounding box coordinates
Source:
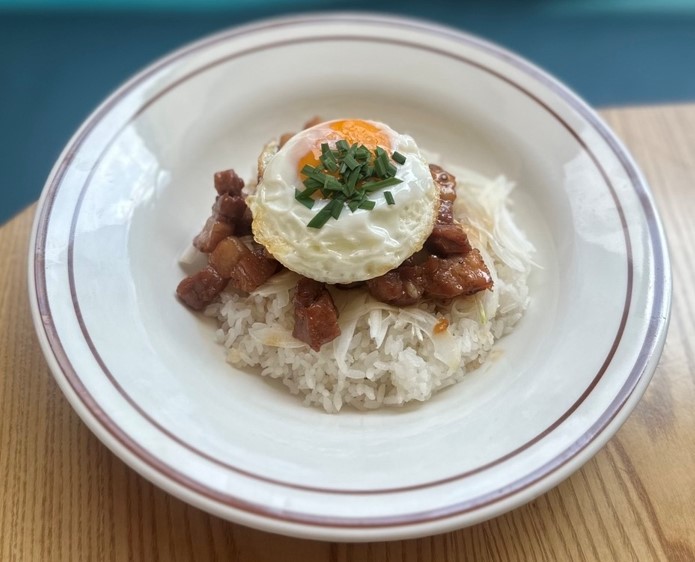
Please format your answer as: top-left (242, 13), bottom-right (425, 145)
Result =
top-left (209, 236), bottom-right (249, 277)
top-left (193, 168), bottom-right (254, 253)
top-left (292, 278), bottom-right (341, 351)
top-left (425, 224), bottom-right (472, 257)
top-left (437, 199), bottom-right (455, 225)
top-left (193, 217), bottom-right (234, 253)
top-left (426, 164), bottom-right (471, 256)
top-left (209, 236), bottom-right (279, 292)
top-left (368, 248), bottom-right (492, 306)
top-left (214, 169), bottom-right (245, 196)
top-left (229, 251), bottom-right (278, 293)
top-left (422, 249), bottom-right (493, 299)
top-left (431, 163), bottom-right (458, 227)
top-left (429, 164), bottom-right (457, 201)
top-left (176, 266), bottom-right (227, 310)
top-left (212, 193), bottom-right (248, 222)
top-left (366, 265), bottom-right (426, 306)
top-left (234, 207), bottom-right (254, 237)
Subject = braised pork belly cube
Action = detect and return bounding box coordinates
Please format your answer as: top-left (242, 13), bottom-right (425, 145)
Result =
top-left (176, 266), bottom-right (227, 310)
top-left (429, 164), bottom-right (457, 201)
top-left (425, 224), bottom-right (472, 257)
top-left (193, 217), bottom-right (234, 253)
top-left (292, 278), bottom-right (341, 351)
top-left (423, 249), bottom-right (493, 299)
top-left (209, 236), bottom-right (278, 292)
top-left (212, 193), bottom-right (248, 222)
top-left (213, 169), bottom-right (245, 196)
top-left (366, 265), bottom-right (426, 306)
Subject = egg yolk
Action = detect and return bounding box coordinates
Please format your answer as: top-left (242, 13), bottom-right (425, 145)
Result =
top-left (297, 119), bottom-right (392, 175)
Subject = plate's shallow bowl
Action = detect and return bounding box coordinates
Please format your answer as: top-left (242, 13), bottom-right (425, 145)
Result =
top-left (29, 13), bottom-right (670, 541)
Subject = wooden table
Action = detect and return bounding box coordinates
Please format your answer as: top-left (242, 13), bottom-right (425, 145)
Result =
top-left (1, 104), bottom-right (693, 561)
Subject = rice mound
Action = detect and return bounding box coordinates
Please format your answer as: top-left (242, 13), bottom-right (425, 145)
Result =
top-left (206, 165), bottom-right (534, 413)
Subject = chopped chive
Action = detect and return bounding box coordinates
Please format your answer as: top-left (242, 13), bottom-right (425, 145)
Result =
top-left (298, 185), bottom-right (319, 197)
top-left (330, 198), bottom-right (344, 219)
top-left (304, 169), bottom-right (340, 189)
top-left (362, 177), bottom-right (403, 192)
top-left (303, 177), bottom-right (323, 189)
top-left (297, 184), bottom-right (317, 195)
top-left (323, 158), bottom-right (338, 173)
top-left (295, 189), bottom-right (316, 209)
top-left (392, 151), bottom-right (406, 165)
top-left (296, 197), bottom-right (315, 209)
top-left (321, 147), bottom-right (338, 171)
top-left (374, 157), bottom-right (387, 177)
top-left (321, 180), bottom-right (338, 192)
top-left (318, 174), bottom-right (338, 190)
top-left (346, 166), bottom-right (361, 193)
top-left (307, 203), bottom-right (334, 229)
top-left (300, 164), bottom-right (317, 176)
top-left (358, 199), bottom-right (376, 211)
top-left (355, 146), bottom-right (370, 161)
top-left (297, 138), bottom-right (406, 228)
top-left (343, 152), bottom-right (360, 170)
top-left (324, 175), bottom-right (343, 188)
top-left (376, 150), bottom-right (393, 177)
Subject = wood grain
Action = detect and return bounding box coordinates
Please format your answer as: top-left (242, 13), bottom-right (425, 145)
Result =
top-left (1, 105), bottom-right (694, 561)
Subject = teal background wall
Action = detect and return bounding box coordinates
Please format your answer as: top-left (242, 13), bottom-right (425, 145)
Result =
top-left (3, 0), bottom-right (695, 223)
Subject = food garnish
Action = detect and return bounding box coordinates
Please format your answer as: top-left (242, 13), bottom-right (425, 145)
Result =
top-left (294, 143), bottom-right (407, 229)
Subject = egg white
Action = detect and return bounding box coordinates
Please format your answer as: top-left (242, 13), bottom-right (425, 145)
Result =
top-left (247, 120), bottom-right (438, 284)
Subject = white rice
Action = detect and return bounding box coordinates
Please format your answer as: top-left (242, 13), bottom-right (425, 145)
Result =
top-left (206, 165), bottom-right (534, 412)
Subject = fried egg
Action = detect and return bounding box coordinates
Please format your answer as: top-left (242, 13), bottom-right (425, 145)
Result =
top-left (247, 119), bottom-right (438, 284)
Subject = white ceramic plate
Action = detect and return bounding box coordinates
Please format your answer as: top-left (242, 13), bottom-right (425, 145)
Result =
top-left (29, 14), bottom-right (671, 541)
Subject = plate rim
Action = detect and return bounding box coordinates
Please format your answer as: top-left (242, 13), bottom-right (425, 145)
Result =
top-left (28, 12), bottom-right (672, 540)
